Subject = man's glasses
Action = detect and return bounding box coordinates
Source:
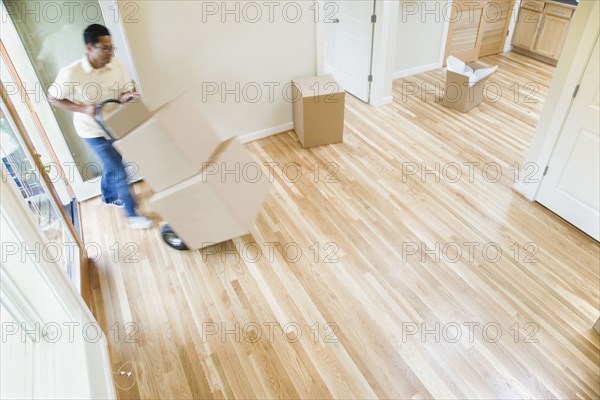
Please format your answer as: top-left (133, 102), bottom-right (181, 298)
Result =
top-left (94, 45), bottom-right (116, 53)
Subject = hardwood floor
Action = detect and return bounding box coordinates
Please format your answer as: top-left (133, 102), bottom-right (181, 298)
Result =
top-left (83, 52), bottom-right (600, 399)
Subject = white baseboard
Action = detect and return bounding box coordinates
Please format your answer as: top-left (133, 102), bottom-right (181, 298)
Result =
top-left (324, 63), bottom-right (335, 75)
top-left (239, 122), bottom-right (294, 143)
top-left (393, 63), bottom-right (440, 80)
top-left (371, 95), bottom-right (394, 107)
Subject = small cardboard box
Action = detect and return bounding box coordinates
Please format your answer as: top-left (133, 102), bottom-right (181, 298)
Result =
top-left (149, 138), bottom-right (271, 250)
top-left (442, 57), bottom-right (498, 113)
top-left (292, 75), bottom-right (345, 148)
top-left (101, 100), bottom-right (152, 139)
top-left (113, 93), bottom-right (223, 192)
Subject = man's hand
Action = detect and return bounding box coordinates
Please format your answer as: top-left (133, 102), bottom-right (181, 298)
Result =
top-left (120, 92), bottom-right (140, 104)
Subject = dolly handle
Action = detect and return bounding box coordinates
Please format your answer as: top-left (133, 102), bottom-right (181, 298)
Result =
top-left (94, 99), bottom-right (122, 140)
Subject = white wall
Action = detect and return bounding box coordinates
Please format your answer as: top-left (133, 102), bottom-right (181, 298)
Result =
top-left (504, 0), bottom-right (522, 53)
top-left (394, 0), bottom-right (448, 79)
top-left (371, 0), bottom-right (400, 106)
top-left (120, 1), bottom-right (317, 140)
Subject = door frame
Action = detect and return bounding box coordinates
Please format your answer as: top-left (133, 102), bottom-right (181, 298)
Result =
top-left (534, 35), bottom-right (599, 240)
top-left (1, 81), bottom-right (92, 305)
top-left (316, 0), bottom-right (399, 106)
top-left (515, 1), bottom-right (599, 201)
top-left (0, 1), bottom-right (141, 202)
top-left (1, 168), bottom-right (115, 399)
top-left (1, 41), bottom-right (74, 204)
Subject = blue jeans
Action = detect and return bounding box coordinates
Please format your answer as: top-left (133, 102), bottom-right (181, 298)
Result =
top-left (84, 137), bottom-right (137, 217)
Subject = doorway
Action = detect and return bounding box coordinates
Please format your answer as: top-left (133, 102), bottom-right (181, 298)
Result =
top-left (323, 0), bottom-right (376, 102)
top-left (535, 35), bottom-right (600, 240)
top-left (1, 0), bottom-right (140, 201)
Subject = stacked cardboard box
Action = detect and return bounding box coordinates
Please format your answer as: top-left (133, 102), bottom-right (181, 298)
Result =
top-left (103, 93), bottom-right (271, 250)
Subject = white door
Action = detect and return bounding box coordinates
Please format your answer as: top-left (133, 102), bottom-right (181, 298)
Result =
top-left (333, 0), bottom-right (375, 102)
top-left (536, 37), bottom-right (600, 241)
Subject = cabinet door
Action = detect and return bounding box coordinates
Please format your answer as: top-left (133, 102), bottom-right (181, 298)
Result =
top-left (444, 0), bottom-right (487, 62)
top-left (511, 8), bottom-right (542, 50)
top-left (534, 14), bottom-right (571, 60)
top-left (480, 0), bottom-right (515, 57)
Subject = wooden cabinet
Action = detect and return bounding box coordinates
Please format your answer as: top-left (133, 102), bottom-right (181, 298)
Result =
top-left (533, 14), bottom-right (571, 59)
top-left (511, 0), bottom-right (575, 64)
top-left (443, 0), bottom-right (573, 63)
top-left (511, 7), bottom-right (543, 49)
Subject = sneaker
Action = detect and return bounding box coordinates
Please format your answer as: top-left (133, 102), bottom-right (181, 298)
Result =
top-left (110, 199), bottom-right (126, 209)
top-left (127, 216), bottom-right (152, 230)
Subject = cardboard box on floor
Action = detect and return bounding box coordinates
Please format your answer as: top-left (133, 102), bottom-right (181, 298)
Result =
top-left (149, 138), bottom-right (271, 250)
top-left (442, 56), bottom-right (498, 113)
top-left (292, 75), bottom-right (345, 148)
top-left (112, 93), bottom-right (223, 192)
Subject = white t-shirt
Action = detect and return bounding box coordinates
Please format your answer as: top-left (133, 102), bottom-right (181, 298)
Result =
top-left (48, 56), bottom-right (133, 139)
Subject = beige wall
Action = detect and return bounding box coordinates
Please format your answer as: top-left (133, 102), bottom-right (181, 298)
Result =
top-left (120, 1), bottom-right (316, 139)
top-left (395, 0), bottom-right (447, 77)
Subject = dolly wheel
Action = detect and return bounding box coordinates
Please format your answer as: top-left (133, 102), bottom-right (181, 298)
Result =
top-left (161, 225), bottom-right (188, 251)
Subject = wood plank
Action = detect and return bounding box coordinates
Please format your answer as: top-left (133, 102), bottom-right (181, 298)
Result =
top-left (83, 52), bottom-right (599, 399)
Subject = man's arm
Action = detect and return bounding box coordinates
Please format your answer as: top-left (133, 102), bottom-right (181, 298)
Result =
top-left (47, 95), bottom-right (95, 117)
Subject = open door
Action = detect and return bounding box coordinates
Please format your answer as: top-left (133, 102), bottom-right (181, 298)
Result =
top-left (479, 0), bottom-right (515, 57)
top-left (331, 0), bottom-right (376, 102)
top-left (536, 36), bottom-right (600, 241)
top-left (444, 0), bottom-right (488, 63)
top-left (1, 1), bottom-right (141, 201)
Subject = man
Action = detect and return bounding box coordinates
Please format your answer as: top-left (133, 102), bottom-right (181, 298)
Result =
top-left (48, 24), bottom-right (152, 229)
